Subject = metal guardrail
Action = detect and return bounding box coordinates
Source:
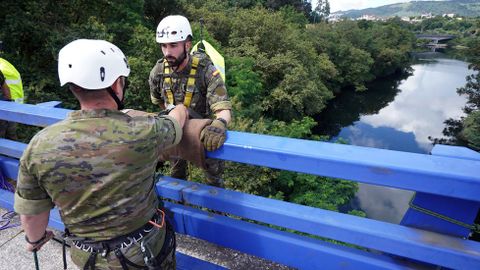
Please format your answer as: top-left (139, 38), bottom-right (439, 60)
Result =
top-left (1, 100), bottom-right (480, 269)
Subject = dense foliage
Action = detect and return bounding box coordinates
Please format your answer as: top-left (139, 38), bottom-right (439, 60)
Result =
top-left (0, 0), bottom-right (416, 216)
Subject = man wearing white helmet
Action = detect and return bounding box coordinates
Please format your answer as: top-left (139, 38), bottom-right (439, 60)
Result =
top-left (14, 39), bottom-right (187, 269)
top-left (149, 15), bottom-right (232, 187)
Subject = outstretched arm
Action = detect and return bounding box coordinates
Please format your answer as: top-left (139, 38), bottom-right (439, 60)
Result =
top-left (168, 104), bottom-right (189, 128)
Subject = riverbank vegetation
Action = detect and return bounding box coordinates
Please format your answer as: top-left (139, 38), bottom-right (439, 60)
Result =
top-left (434, 40), bottom-right (480, 152)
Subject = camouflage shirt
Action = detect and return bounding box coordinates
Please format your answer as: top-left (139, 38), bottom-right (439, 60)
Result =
top-left (149, 53), bottom-right (232, 118)
top-left (14, 109), bottom-right (182, 240)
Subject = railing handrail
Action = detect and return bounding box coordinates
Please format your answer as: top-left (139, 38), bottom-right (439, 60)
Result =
top-left (2, 100), bottom-right (479, 201)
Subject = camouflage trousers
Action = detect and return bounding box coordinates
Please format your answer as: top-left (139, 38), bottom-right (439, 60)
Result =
top-left (71, 225), bottom-right (176, 269)
top-left (171, 158), bottom-right (225, 187)
top-left (0, 120), bottom-right (17, 140)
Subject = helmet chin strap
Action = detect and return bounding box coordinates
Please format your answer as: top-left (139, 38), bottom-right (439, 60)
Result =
top-left (106, 85), bottom-right (126, 110)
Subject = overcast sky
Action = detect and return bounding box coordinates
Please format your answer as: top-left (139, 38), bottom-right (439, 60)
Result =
top-left (321, 0), bottom-right (445, 12)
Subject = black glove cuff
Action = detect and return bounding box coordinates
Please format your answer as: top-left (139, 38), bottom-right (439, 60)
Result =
top-left (216, 117), bottom-right (228, 127)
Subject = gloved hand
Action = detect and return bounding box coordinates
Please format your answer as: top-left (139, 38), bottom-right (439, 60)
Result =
top-left (200, 119), bottom-right (227, 151)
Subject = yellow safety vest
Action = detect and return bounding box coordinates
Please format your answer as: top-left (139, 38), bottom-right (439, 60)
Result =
top-left (0, 58), bottom-right (24, 103)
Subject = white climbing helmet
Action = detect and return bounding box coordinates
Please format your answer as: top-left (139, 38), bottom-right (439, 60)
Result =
top-left (156, 15), bottom-right (192, 44)
top-left (58, 39), bottom-right (130, 90)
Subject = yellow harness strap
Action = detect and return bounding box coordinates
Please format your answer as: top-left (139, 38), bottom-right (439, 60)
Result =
top-left (184, 56), bottom-right (199, 108)
top-left (163, 61), bottom-right (175, 106)
top-left (163, 56), bottom-right (199, 108)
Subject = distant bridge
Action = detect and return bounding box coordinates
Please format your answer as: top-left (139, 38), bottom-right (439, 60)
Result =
top-left (416, 34), bottom-right (456, 51)
top-left (416, 34), bottom-right (456, 43)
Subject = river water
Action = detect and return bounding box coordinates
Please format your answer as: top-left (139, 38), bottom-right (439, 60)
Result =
top-left (316, 52), bottom-right (473, 223)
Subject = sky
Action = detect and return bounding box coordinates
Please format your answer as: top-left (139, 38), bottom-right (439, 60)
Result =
top-left (319, 0), bottom-right (445, 13)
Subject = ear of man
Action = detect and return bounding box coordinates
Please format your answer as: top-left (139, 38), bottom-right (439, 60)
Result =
top-left (111, 77), bottom-right (125, 100)
top-left (185, 40), bottom-right (192, 52)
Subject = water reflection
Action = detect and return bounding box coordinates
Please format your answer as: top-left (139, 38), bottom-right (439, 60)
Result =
top-left (316, 54), bottom-right (472, 223)
top-left (314, 72), bottom-right (407, 138)
top-left (360, 58), bottom-right (469, 152)
top-left (355, 184), bottom-right (413, 224)
top-left (340, 122), bottom-right (425, 153)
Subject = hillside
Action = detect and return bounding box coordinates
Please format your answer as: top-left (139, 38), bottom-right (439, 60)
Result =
top-left (333, 0), bottom-right (480, 18)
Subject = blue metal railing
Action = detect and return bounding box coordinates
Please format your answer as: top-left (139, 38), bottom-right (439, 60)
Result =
top-left (1, 100), bottom-right (480, 270)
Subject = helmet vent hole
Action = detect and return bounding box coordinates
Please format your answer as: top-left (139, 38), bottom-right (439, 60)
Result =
top-left (110, 48), bottom-right (115, 52)
top-left (171, 31), bottom-right (177, 35)
top-left (68, 64), bottom-right (72, 68)
top-left (101, 50), bottom-right (106, 55)
top-left (100, 67), bottom-right (105, 82)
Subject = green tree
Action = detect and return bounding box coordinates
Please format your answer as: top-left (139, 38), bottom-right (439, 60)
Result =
top-left (434, 25), bottom-right (480, 151)
top-left (313, 0), bottom-right (330, 23)
top-left (459, 111), bottom-right (480, 151)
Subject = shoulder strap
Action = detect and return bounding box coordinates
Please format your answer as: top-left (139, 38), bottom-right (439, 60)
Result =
top-left (184, 56), bottom-right (200, 108)
top-left (191, 52), bottom-right (212, 96)
top-left (163, 60), bottom-right (175, 106)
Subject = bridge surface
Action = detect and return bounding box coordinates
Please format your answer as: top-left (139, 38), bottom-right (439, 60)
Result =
top-left (1, 100), bottom-right (480, 269)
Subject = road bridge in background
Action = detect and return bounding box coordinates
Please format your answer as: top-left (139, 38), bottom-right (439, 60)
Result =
top-left (416, 34), bottom-right (456, 43)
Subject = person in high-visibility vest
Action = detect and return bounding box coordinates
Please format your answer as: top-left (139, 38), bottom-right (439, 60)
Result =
top-left (149, 15), bottom-right (232, 187)
top-left (0, 58), bottom-right (24, 103)
top-left (0, 57), bottom-right (23, 140)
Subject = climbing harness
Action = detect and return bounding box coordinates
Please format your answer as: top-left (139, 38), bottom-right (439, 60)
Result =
top-left (163, 56), bottom-right (200, 108)
top-left (409, 194), bottom-right (480, 234)
top-left (63, 209), bottom-right (173, 270)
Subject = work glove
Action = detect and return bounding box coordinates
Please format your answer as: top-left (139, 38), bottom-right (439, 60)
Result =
top-left (200, 119), bottom-right (227, 151)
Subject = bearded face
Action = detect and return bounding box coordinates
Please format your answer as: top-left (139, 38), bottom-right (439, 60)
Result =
top-left (161, 41), bottom-right (189, 68)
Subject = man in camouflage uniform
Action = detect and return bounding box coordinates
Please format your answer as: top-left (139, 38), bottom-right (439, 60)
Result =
top-left (14, 39), bottom-right (188, 269)
top-left (149, 15), bottom-right (232, 187)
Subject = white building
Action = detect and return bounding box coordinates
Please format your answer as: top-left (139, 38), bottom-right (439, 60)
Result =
top-left (357, 14), bottom-right (378, 21)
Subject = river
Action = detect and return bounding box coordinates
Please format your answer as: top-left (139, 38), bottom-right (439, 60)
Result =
top-left (316, 52), bottom-right (474, 223)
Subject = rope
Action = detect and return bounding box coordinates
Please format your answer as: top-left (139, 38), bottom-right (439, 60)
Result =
top-left (0, 211), bottom-right (20, 230)
top-left (409, 194), bottom-right (480, 234)
top-left (0, 169), bottom-right (15, 192)
top-left (33, 250), bottom-right (40, 270)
